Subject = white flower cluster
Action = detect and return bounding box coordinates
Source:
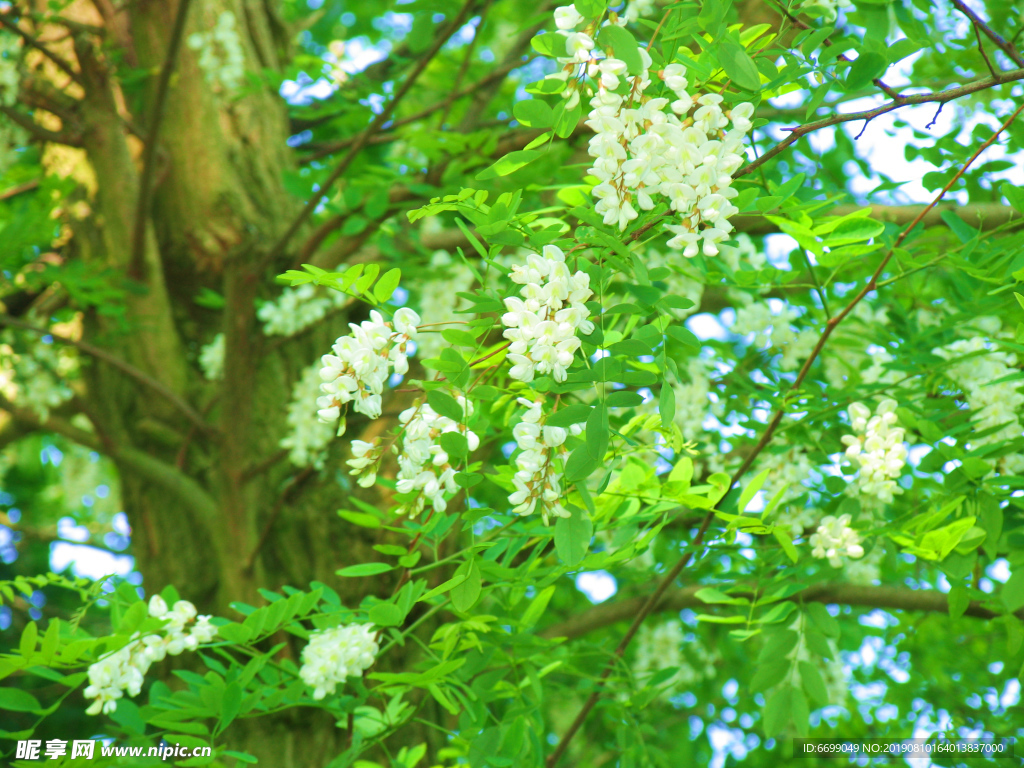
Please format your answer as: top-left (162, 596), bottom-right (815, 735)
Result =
top-left (84, 595), bottom-right (216, 715)
top-left (935, 337), bottom-right (1024, 474)
top-left (502, 245), bottom-right (593, 383)
top-left (843, 543), bottom-right (883, 585)
top-left (281, 363), bottom-right (337, 468)
top-left (840, 399), bottom-right (907, 503)
top-left (633, 620), bottom-right (717, 699)
top-left (317, 308), bottom-right (420, 427)
top-left (258, 282), bottom-right (347, 337)
top-left (299, 623), bottom-right (379, 701)
top-left (731, 297), bottom-right (818, 369)
top-left (544, 6), bottom-right (754, 252)
top-left (799, 0), bottom-right (852, 23)
top-left (509, 398), bottom-right (584, 523)
top-left (0, 333), bottom-right (76, 419)
top-left (809, 513), bottom-right (864, 567)
top-left (392, 396), bottom-right (479, 515)
top-left (188, 11), bottom-right (246, 93)
top-left (198, 333), bottom-right (225, 381)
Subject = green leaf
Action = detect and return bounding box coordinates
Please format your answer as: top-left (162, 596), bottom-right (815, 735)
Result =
top-left (476, 150), bottom-right (541, 180)
top-left (219, 682), bottom-right (242, 732)
top-left (369, 602), bottom-right (405, 627)
top-left (552, 99), bottom-right (582, 138)
top-left (19, 622), bottom-right (37, 659)
top-left (554, 506), bottom-right (593, 566)
top-left (513, 99), bottom-right (553, 128)
top-left (659, 383), bottom-right (676, 428)
top-left (763, 686), bottom-right (793, 737)
top-left (798, 661), bottom-right (830, 707)
top-left (373, 268), bottom-right (401, 303)
top-left (751, 660), bottom-right (790, 693)
top-left (948, 584), bottom-right (970, 619)
top-left (439, 431), bottom-right (469, 459)
top-left (845, 52), bottom-right (888, 91)
top-left (1001, 182), bottom-right (1024, 213)
top-left (586, 404), bottom-right (609, 460)
top-left (737, 468), bottom-right (770, 513)
top-left (0, 687), bottom-right (41, 712)
top-left (337, 563), bottom-right (393, 577)
top-left (1002, 569), bottom-right (1024, 613)
top-left (451, 558), bottom-right (482, 613)
top-left (547, 404), bottom-right (592, 428)
top-left (824, 217), bottom-right (885, 247)
top-left (719, 38), bottom-right (761, 91)
top-left (427, 390), bottom-right (464, 422)
top-left (338, 510), bottom-right (381, 528)
top-left (773, 529), bottom-right (800, 564)
top-left (564, 444), bottom-right (598, 481)
top-left (521, 585), bottom-right (556, 629)
top-left (597, 25), bottom-right (643, 74)
top-left (805, 603), bottom-right (840, 639)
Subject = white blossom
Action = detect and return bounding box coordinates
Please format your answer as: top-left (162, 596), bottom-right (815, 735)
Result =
top-left (0, 331), bottom-right (76, 419)
top-left (509, 398), bottom-right (584, 523)
top-left (199, 333), bottom-right (225, 381)
top-left (299, 623), bottom-right (380, 701)
top-left (633, 620), bottom-right (717, 699)
top-left (934, 336), bottom-right (1024, 474)
top-left (188, 11), bottom-right (246, 92)
top-left (316, 308), bottom-right (420, 429)
top-left (84, 597), bottom-right (216, 715)
top-left (799, 0), bottom-right (852, 23)
top-left (840, 398), bottom-right (907, 503)
top-left (809, 513), bottom-right (864, 567)
top-left (389, 395), bottom-right (479, 516)
top-left (501, 245), bottom-right (593, 384)
top-left (258, 280), bottom-right (347, 337)
top-left (281, 363), bottom-right (337, 468)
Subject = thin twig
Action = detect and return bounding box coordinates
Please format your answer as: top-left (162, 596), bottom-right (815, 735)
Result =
top-left (544, 101), bottom-right (1024, 768)
top-left (0, 178), bottom-right (39, 200)
top-left (0, 105), bottom-right (82, 146)
top-left (0, 314), bottom-right (214, 435)
top-left (270, 0), bottom-right (480, 263)
top-left (951, 0), bottom-right (1024, 68)
top-left (127, 0), bottom-right (193, 280)
top-left (974, 23), bottom-right (998, 77)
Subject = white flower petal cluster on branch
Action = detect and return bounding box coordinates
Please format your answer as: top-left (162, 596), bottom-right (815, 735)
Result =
top-left (389, 396), bottom-right (479, 516)
top-left (633, 620), bottom-right (717, 699)
top-left (809, 513), bottom-right (864, 567)
top-left (187, 11), bottom-right (246, 92)
top-left (299, 623), bottom-right (379, 701)
top-left (281, 363), bottom-right (337, 468)
top-left (935, 336), bottom-right (1024, 474)
top-left (198, 333), bottom-right (225, 381)
top-left (502, 245), bottom-right (593, 383)
top-left (840, 399), bottom-right (907, 503)
top-left (258, 281), bottom-right (348, 337)
top-left (545, 6), bottom-right (753, 254)
top-left (317, 308), bottom-right (420, 428)
top-left (509, 398), bottom-right (584, 523)
top-left (84, 596), bottom-right (216, 715)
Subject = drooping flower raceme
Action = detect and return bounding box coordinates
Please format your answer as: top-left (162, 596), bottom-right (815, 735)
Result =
top-left (199, 333), bottom-right (225, 381)
top-left (809, 513), bottom-right (864, 567)
top-left (509, 398), bottom-right (584, 523)
top-left (281, 363), bottom-right (337, 468)
top-left (501, 245), bottom-right (594, 384)
top-left (543, 6), bottom-right (754, 253)
top-left (299, 623), bottom-right (380, 701)
top-left (258, 281), bottom-right (348, 337)
top-left (934, 336), bottom-right (1024, 475)
top-left (84, 596), bottom-right (217, 715)
top-left (840, 399), bottom-right (907, 503)
top-left (317, 308), bottom-right (420, 429)
top-left (393, 396), bottom-right (479, 516)
top-left (187, 11), bottom-right (246, 92)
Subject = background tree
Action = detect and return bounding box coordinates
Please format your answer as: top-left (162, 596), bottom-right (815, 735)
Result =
top-left (1, 0), bottom-right (1024, 766)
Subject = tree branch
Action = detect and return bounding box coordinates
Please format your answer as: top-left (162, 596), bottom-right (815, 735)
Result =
top-left (544, 101), bottom-right (1024, 768)
top-left (268, 0), bottom-right (482, 263)
top-left (541, 582), bottom-right (1014, 641)
top-left (127, 0), bottom-right (194, 281)
top-left (0, 105), bottom-right (82, 146)
top-left (951, 0), bottom-right (1024, 68)
top-left (0, 11), bottom-right (81, 84)
top-left (0, 394), bottom-right (219, 520)
top-left (738, 67), bottom-right (1024, 179)
top-left (0, 314), bottom-right (215, 436)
